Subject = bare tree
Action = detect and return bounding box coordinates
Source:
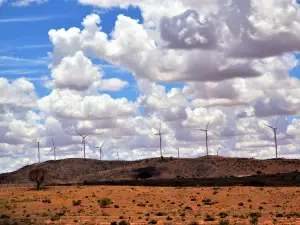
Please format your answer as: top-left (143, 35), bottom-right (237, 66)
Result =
top-left (28, 168), bottom-right (45, 190)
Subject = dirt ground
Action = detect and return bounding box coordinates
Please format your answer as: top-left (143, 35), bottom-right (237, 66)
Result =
top-left (1, 185), bottom-right (300, 225)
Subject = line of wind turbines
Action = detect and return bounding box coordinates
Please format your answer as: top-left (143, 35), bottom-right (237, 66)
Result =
top-left (32, 117), bottom-right (282, 163)
top-left (33, 130), bottom-right (107, 163)
top-left (153, 117), bottom-right (281, 160)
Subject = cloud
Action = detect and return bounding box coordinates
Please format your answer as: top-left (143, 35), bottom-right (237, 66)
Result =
top-left (12, 44), bottom-right (52, 50)
top-left (97, 78), bottom-right (128, 91)
top-left (160, 9), bottom-right (218, 49)
top-left (79, 0), bottom-right (300, 58)
top-left (0, 69), bottom-right (42, 75)
top-left (0, 16), bottom-right (53, 23)
top-left (37, 89), bottom-right (137, 120)
top-left (0, 56), bottom-right (49, 66)
top-left (0, 77), bottom-right (38, 109)
top-left (49, 13), bottom-right (261, 82)
top-left (50, 51), bottom-right (129, 92)
top-left (11, 0), bottom-right (48, 7)
top-left (52, 51), bottom-right (102, 91)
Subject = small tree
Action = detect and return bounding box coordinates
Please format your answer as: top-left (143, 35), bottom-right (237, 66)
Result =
top-left (28, 168), bottom-right (45, 190)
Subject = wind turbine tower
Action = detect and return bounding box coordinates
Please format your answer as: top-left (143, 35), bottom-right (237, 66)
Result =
top-left (116, 149), bottom-right (120, 161)
top-left (37, 140), bottom-right (40, 163)
top-left (176, 146), bottom-right (180, 158)
top-left (195, 120), bottom-right (210, 156)
top-left (216, 145), bottom-right (220, 156)
top-left (50, 138), bottom-right (60, 160)
top-left (94, 141), bottom-right (106, 160)
top-left (264, 117), bottom-right (280, 159)
top-left (154, 121), bottom-right (163, 159)
top-left (76, 131), bottom-right (89, 159)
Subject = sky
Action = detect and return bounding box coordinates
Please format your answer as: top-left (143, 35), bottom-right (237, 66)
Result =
top-left (1, 0), bottom-right (300, 173)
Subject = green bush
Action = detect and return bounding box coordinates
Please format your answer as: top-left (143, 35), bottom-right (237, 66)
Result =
top-left (249, 212), bottom-right (261, 218)
top-left (0, 214), bottom-right (10, 219)
top-left (148, 219), bottom-right (157, 224)
top-left (249, 212), bottom-right (260, 225)
top-left (188, 222), bottom-right (199, 225)
top-left (42, 198), bottom-right (51, 204)
top-left (204, 214), bottom-right (215, 221)
top-left (249, 216), bottom-right (258, 225)
top-left (219, 219), bottom-right (230, 225)
top-left (184, 206), bottom-right (192, 211)
top-left (118, 220), bottom-right (130, 225)
top-left (98, 197), bottom-right (111, 208)
top-left (219, 212), bottom-right (228, 218)
top-left (51, 212), bottom-right (64, 221)
top-left (72, 200), bottom-right (81, 206)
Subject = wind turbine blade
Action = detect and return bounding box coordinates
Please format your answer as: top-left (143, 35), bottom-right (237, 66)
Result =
top-left (75, 130), bottom-right (83, 137)
top-left (275, 117), bottom-right (280, 128)
top-left (101, 141), bottom-right (106, 148)
top-left (264, 124), bottom-right (274, 129)
top-left (195, 129), bottom-right (206, 132)
top-left (52, 138), bottom-right (55, 147)
top-left (160, 120), bottom-right (162, 131)
top-left (206, 119), bottom-right (211, 130)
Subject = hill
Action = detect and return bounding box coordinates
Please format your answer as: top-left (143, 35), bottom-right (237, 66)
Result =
top-left (0, 156), bottom-right (300, 185)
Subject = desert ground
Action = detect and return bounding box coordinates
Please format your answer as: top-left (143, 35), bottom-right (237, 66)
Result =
top-left (1, 185), bottom-right (300, 225)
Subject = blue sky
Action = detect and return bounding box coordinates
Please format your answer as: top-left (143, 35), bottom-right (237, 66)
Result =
top-left (0, 0), bottom-right (146, 100)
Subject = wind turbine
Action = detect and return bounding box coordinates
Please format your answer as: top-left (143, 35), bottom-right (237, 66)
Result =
top-left (116, 149), bottom-right (120, 161)
top-left (35, 139), bottom-right (41, 163)
top-left (50, 138), bottom-right (60, 160)
top-left (94, 141), bottom-right (106, 160)
top-left (195, 119), bottom-right (211, 156)
top-left (154, 121), bottom-right (163, 159)
top-left (264, 117), bottom-right (280, 159)
top-left (76, 130), bottom-right (89, 159)
top-left (216, 145), bottom-right (221, 156)
top-left (175, 146), bottom-right (180, 158)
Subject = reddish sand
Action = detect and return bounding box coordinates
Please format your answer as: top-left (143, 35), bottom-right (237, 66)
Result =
top-left (1, 185), bottom-right (300, 224)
